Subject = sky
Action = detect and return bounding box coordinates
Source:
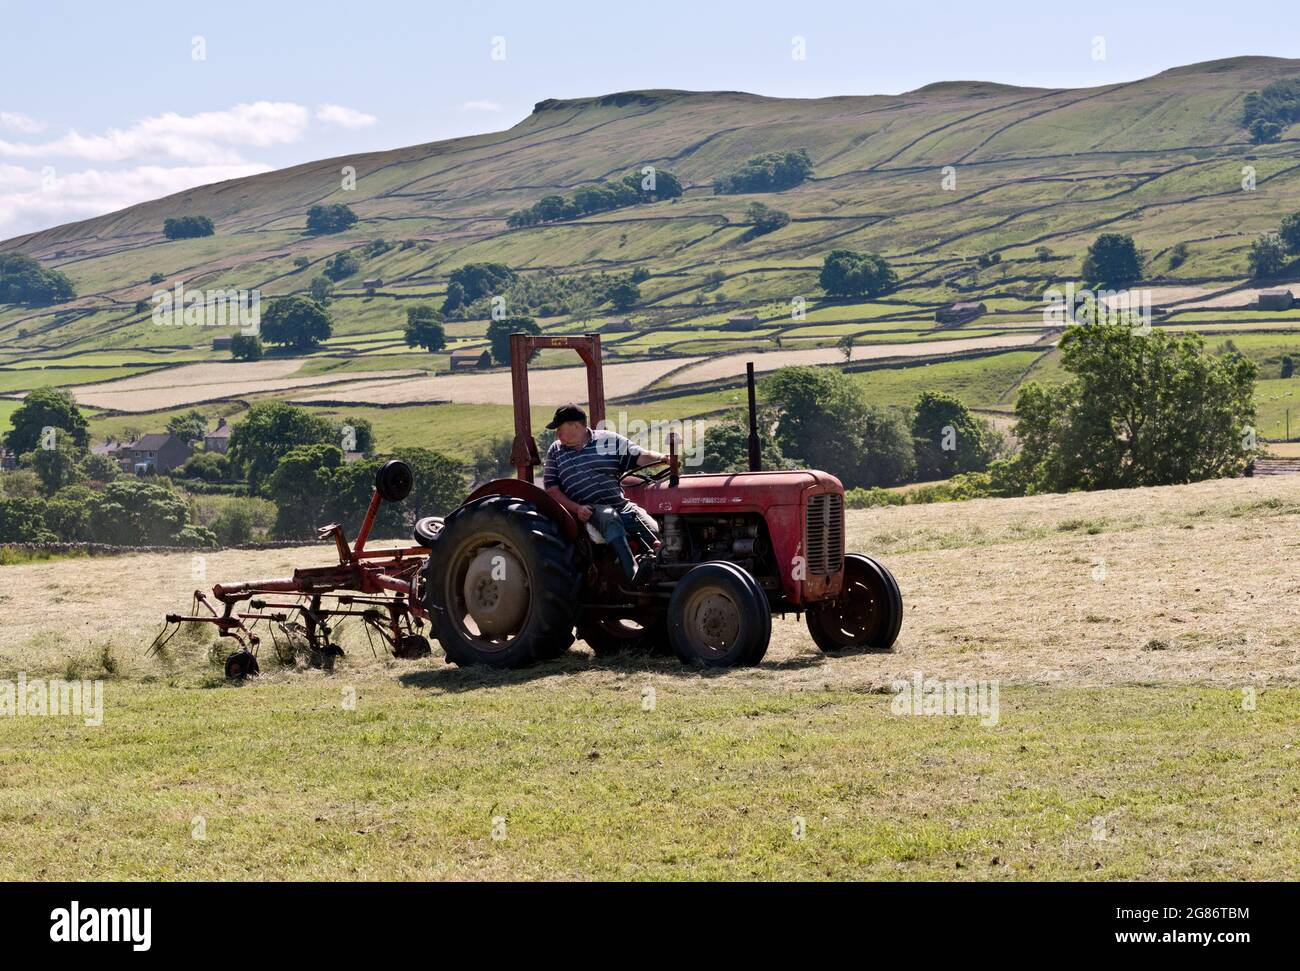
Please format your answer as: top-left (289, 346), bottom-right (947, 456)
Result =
top-left (0, 0), bottom-right (1296, 240)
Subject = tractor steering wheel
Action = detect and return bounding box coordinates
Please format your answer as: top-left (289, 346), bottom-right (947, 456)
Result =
top-left (621, 458), bottom-right (675, 486)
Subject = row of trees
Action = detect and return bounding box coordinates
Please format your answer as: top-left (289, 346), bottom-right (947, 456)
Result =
top-left (700, 317), bottom-right (1255, 499)
top-left (506, 169), bottom-right (684, 228)
top-left (714, 149), bottom-right (814, 195)
top-left (440, 261), bottom-right (644, 318)
top-left (698, 368), bottom-right (1002, 489)
top-left (163, 215), bottom-right (214, 240)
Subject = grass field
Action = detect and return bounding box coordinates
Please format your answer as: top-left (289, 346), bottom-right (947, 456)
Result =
top-left (3, 474), bottom-right (1298, 879)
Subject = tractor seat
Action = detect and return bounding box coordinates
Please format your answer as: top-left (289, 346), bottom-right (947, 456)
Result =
top-left (585, 522), bottom-right (607, 545)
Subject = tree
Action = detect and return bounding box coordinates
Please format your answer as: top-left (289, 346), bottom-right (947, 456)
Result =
top-left (621, 167), bottom-right (684, 200)
top-left (179, 451), bottom-right (231, 482)
top-left (764, 366), bottom-right (915, 488)
top-left (30, 440), bottom-right (85, 495)
top-left (1283, 355), bottom-right (1295, 380)
top-left (308, 276), bottom-right (334, 305)
top-left (86, 478), bottom-right (190, 545)
top-left (836, 334), bottom-right (855, 363)
top-left (166, 410), bottom-right (207, 445)
top-left (746, 202), bottom-right (790, 236)
top-left (393, 447), bottom-right (467, 517)
top-left (404, 304), bottom-right (446, 353)
top-left (0, 496), bottom-right (54, 543)
top-left (1011, 324), bottom-right (1256, 493)
top-left (607, 278), bottom-right (640, 311)
top-left (227, 401), bottom-right (335, 493)
top-left (1279, 212), bottom-right (1300, 254)
top-left (1081, 233), bottom-right (1143, 288)
top-left (911, 390), bottom-right (997, 481)
top-left (79, 452), bottom-right (120, 484)
top-left (442, 262), bottom-right (515, 314)
top-left (230, 334), bottom-right (263, 360)
top-left (306, 203), bottom-right (358, 235)
top-left (261, 295), bottom-right (332, 350)
top-left (698, 412), bottom-right (791, 473)
top-left (0, 252), bottom-right (75, 306)
top-left (1242, 78), bottom-right (1300, 139)
top-left (323, 251), bottom-right (360, 281)
top-left (4, 386), bottom-right (89, 454)
top-left (267, 443), bottom-right (345, 538)
top-left (162, 215), bottom-right (214, 240)
top-left (470, 434), bottom-right (516, 483)
top-left (44, 485), bottom-right (94, 541)
top-left (1249, 118), bottom-right (1284, 144)
top-left (714, 149), bottom-right (813, 194)
top-left (1248, 234), bottom-right (1288, 279)
top-left (486, 316), bottom-right (540, 364)
top-left (819, 249), bottom-right (899, 298)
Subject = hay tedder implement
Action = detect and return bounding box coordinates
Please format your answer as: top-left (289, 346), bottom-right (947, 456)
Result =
top-left (150, 460), bottom-right (440, 678)
top-left (156, 332), bottom-right (903, 677)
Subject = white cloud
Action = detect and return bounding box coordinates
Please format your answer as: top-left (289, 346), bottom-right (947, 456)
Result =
top-left (460, 100), bottom-right (503, 112)
top-left (0, 162), bottom-right (272, 239)
top-left (0, 111), bottom-right (46, 134)
top-left (316, 104), bottom-right (378, 128)
top-left (0, 102), bottom-right (310, 164)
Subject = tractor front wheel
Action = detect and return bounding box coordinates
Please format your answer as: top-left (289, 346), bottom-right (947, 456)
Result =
top-left (424, 496), bottom-right (580, 668)
top-left (805, 553), bottom-right (902, 652)
top-left (667, 562), bottom-right (770, 667)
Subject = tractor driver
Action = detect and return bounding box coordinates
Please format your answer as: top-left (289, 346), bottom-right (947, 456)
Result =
top-left (542, 402), bottom-right (666, 586)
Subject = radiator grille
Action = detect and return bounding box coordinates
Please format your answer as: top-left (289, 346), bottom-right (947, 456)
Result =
top-left (805, 493), bottom-right (844, 576)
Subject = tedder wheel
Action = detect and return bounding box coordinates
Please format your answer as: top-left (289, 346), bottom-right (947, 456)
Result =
top-left (667, 561), bottom-right (770, 668)
top-left (423, 496), bottom-right (580, 668)
top-left (394, 634), bottom-right (432, 659)
top-left (578, 612), bottom-right (670, 657)
top-left (224, 650), bottom-right (260, 680)
top-left (412, 516), bottom-right (444, 548)
top-left (805, 553), bottom-right (903, 652)
top-left (375, 460), bottom-right (414, 503)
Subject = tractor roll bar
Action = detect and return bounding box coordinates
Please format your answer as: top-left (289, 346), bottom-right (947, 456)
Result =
top-left (509, 332), bottom-right (606, 481)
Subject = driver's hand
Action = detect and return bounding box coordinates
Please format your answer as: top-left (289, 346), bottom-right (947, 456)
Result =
top-left (575, 505), bottom-right (593, 522)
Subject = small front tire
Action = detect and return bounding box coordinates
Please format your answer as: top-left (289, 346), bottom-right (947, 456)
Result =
top-left (667, 562), bottom-right (770, 668)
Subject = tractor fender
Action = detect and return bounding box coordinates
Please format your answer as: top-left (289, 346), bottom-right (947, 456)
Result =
top-left (462, 477), bottom-right (578, 541)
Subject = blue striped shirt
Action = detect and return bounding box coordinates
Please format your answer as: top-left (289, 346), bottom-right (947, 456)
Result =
top-left (543, 429), bottom-right (642, 507)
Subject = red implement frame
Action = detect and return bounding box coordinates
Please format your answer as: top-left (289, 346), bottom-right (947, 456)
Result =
top-left (150, 481), bottom-right (431, 661)
top-left (509, 332), bottom-right (605, 481)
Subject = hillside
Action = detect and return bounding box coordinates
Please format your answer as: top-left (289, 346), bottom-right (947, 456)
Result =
top-left (2, 55), bottom-right (1300, 451)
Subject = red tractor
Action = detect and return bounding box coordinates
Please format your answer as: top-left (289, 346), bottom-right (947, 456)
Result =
top-left (156, 333), bottom-right (901, 674)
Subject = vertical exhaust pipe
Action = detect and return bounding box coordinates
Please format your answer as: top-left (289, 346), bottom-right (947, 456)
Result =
top-left (746, 361), bottom-right (761, 472)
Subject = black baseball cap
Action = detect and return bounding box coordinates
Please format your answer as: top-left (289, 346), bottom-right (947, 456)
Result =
top-left (546, 403), bottom-right (587, 429)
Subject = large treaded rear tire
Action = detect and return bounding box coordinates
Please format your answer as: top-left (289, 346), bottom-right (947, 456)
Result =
top-left (423, 496), bottom-right (580, 668)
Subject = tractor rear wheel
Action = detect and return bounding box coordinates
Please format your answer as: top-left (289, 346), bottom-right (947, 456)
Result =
top-left (667, 562), bottom-right (770, 667)
top-left (424, 496), bottom-right (580, 668)
top-left (579, 612), bottom-right (669, 657)
top-left (805, 553), bottom-right (902, 652)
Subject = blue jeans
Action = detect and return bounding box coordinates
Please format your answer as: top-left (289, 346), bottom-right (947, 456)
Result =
top-left (590, 503), bottom-right (659, 581)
